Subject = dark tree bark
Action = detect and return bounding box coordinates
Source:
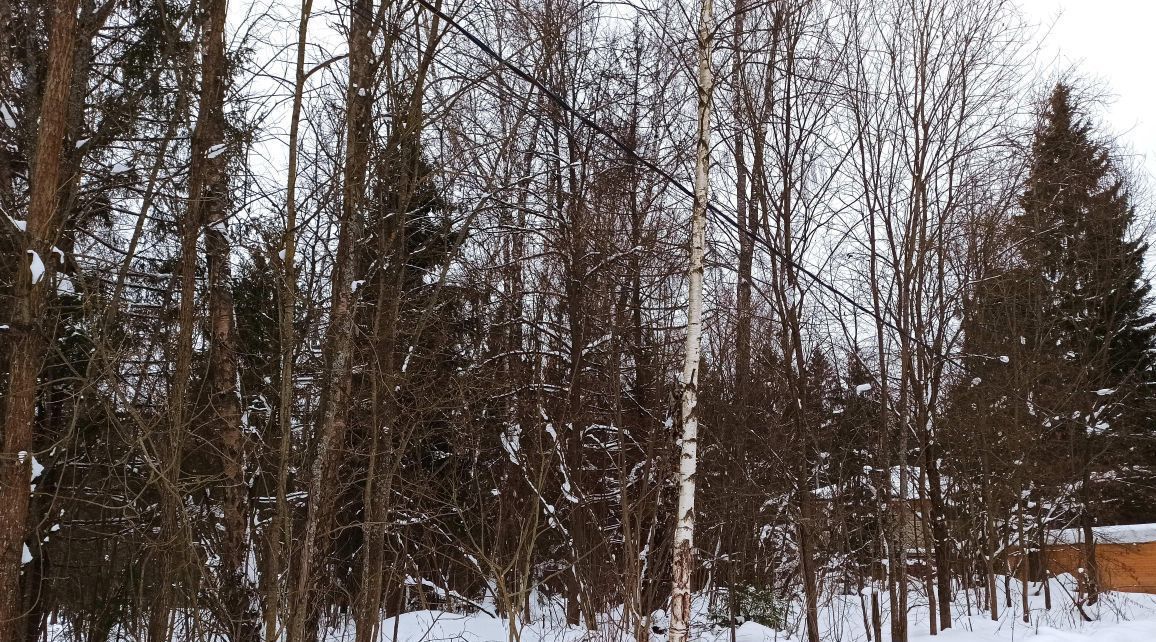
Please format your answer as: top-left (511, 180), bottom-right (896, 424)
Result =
top-left (0, 0), bottom-right (79, 638)
top-left (286, 1), bottom-right (374, 640)
top-left (187, 0), bottom-right (261, 637)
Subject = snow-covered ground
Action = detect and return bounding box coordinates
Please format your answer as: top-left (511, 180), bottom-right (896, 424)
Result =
top-left (43, 575), bottom-right (1156, 642)
top-left (306, 575), bottom-right (1156, 642)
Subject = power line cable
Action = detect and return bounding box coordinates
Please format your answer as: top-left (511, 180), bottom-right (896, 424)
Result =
top-left (412, 0), bottom-right (1151, 528)
top-left (414, 0), bottom-right (968, 371)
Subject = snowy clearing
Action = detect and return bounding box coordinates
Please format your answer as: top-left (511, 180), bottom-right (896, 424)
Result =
top-left (53, 575), bottom-right (1151, 642)
top-left (305, 576), bottom-right (1156, 642)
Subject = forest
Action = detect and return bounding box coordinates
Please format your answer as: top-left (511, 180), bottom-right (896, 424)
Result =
top-left (2, 0), bottom-right (1156, 641)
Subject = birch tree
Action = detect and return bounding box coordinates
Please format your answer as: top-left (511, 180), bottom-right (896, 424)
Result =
top-left (670, 1), bottom-right (714, 641)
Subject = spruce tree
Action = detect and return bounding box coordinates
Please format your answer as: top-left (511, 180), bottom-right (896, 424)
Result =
top-left (952, 84), bottom-right (1156, 605)
top-left (1015, 84), bottom-right (1156, 526)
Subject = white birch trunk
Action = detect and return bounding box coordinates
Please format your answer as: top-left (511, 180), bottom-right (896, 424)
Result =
top-left (670, 1), bottom-right (714, 641)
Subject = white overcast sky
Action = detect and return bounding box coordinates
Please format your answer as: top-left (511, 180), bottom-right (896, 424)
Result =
top-left (1018, 0), bottom-right (1156, 180)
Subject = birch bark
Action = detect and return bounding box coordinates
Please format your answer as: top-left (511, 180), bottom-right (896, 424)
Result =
top-left (669, 1), bottom-right (713, 641)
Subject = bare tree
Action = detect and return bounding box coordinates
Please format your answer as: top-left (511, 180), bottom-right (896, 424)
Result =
top-left (287, 0), bottom-right (377, 638)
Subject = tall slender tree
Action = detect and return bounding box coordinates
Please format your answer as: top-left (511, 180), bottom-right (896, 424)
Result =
top-left (0, 0), bottom-right (80, 636)
top-left (670, 1), bottom-right (714, 641)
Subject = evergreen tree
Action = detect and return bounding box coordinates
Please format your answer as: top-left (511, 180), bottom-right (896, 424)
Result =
top-left (950, 84), bottom-right (1156, 605)
top-left (1016, 84), bottom-right (1156, 525)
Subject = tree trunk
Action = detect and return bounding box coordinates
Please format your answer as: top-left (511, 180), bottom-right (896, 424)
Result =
top-left (669, 1), bottom-right (713, 641)
top-left (0, 1), bottom-right (78, 638)
top-left (917, 466), bottom-right (937, 636)
top-left (924, 443), bottom-right (952, 630)
top-left (982, 454), bottom-right (999, 621)
top-left (1018, 504), bottom-right (1029, 623)
top-left (1079, 474), bottom-right (1099, 606)
top-left (190, 0), bottom-right (260, 637)
top-left (732, 0), bottom-right (751, 403)
top-left (271, 0), bottom-right (313, 636)
top-left (155, 19), bottom-right (206, 642)
top-left (798, 490), bottom-right (821, 642)
top-left (286, 0), bottom-right (373, 638)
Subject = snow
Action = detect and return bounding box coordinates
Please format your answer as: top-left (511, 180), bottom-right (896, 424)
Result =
top-left (8, 217), bottom-right (26, 231)
top-left (1095, 388), bottom-right (1116, 396)
top-left (885, 465), bottom-right (952, 500)
top-left (21, 545), bottom-right (31, 565)
top-left (909, 619), bottom-right (1156, 642)
top-left (206, 143), bottom-right (226, 159)
top-left (311, 575), bottom-right (1156, 642)
top-left (855, 382), bottom-right (872, 394)
top-left (1052, 523), bottom-right (1156, 545)
top-left (0, 102), bottom-right (15, 128)
top-left (57, 274), bottom-right (74, 295)
top-left (111, 162), bottom-right (130, 174)
top-left (27, 250), bottom-right (45, 284)
top-left (813, 465), bottom-right (949, 501)
top-left (999, 355), bottom-right (1010, 363)
top-left (897, 575), bottom-right (1156, 642)
top-left (500, 424), bottom-right (521, 464)
top-left (38, 574), bottom-right (1156, 642)
top-left (327, 610), bottom-right (587, 642)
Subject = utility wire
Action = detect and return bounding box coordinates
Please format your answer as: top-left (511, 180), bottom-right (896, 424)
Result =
top-left (414, 0), bottom-right (972, 372)
top-left (411, 1), bottom-right (1141, 530)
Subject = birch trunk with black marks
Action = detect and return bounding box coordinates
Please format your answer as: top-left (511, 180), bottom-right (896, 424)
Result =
top-left (669, 2), bottom-right (713, 641)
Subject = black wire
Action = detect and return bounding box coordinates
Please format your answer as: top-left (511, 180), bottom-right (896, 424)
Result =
top-left (408, 2), bottom-right (1156, 528)
top-left (415, 0), bottom-right (974, 373)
